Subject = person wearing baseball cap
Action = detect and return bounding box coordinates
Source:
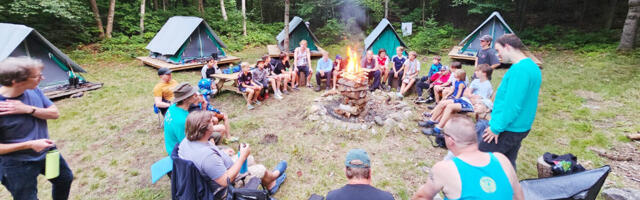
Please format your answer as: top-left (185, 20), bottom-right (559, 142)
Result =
top-left (153, 67), bottom-right (178, 115)
top-left (475, 35), bottom-right (501, 71)
top-left (326, 149), bottom-right (394, 200)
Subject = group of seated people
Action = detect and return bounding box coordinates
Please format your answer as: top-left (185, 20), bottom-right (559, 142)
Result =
top-left (152, 67), bottom-right (290, 197)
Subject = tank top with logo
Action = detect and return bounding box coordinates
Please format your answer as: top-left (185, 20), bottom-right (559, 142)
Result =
top-left (444, 153), bottom-right (513, 200)
top-left (296, 48), bottom-right (309, 67)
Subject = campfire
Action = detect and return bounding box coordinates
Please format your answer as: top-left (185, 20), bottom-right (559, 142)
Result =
top-left (334, 47), bottom-right (370, 118)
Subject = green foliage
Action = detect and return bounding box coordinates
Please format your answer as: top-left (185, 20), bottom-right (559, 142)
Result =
top-left (519, 25), bottom-right (621, 53)
top-left (405, 18), bottom-right (462, 54)
top-left (315, 19), bottom-right (346, 45)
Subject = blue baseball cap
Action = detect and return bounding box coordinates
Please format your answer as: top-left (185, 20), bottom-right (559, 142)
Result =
top-left (345, 149), bottom-right (371, 168)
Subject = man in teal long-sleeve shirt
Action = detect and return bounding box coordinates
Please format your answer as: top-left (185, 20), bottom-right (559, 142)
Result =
top-left (480, 34), bottom-right (542, 170)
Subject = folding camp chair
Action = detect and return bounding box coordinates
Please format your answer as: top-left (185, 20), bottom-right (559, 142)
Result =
top-left (519, 165), bottom-right (611, 200)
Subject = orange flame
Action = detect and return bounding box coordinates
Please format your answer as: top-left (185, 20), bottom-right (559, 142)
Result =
top-left (343, 46), bottom-right (362, 80)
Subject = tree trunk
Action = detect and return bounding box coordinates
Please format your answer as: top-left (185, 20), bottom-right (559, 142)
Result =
top-left (140, 0), bottom-right (146, 36)
top-left (163, 0), bottom-right (167, 11)
top-left (198, 0), bottom-right (204, 16)
top-left (154, 0), bottom-right (159, 10)
top-left (220, 0), bottom-right (228, 21)
top-left (106, 0), bottom-right (116, 39)
top-left (89, 0), bottom-right (105, 39)
top-left (605, 0), bottom-right (618, 29)
top-left (422, 0), bottom-right (425, 25)
top-left (242, 0), bottom-right (247, 36)
top-left (618, 0), bottom-right (640, 50)
top-left (385, 0), bottom-right (389, 19)
top-left (284, 0), bottom-right (290, 52)
top-left (517, 0), bottom-right (528, 32)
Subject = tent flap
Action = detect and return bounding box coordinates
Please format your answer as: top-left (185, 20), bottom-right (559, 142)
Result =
top-left (146, 16), bottom-right (227, 56)
top-left (364, 18), bottom-right (407, 52)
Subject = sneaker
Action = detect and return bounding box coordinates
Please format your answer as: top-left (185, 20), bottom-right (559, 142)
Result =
top-left (293, 87), bottom-right (300, 91)
top-left (422, 112), bottom-right (432, 117)
top-left (384, 85), bottom-right (391, 92)
top-left (275, 93), bottom-right (283, 100)
top-left (274, 160), bottom-right (288, 175)
top-left (396, 92), bottom-right (404, 99)
top-left (282, 90), bottom-right (290, 95)
top-left (247, 104), bottom-right (255, 110)
top-left (255, 100), bottom-right (262, 105)
top-left (422, 128), bottom-right (436, 136)
top-left (314, 86), bottom-right (322, 92)
top-left (415, 97), bottom-right (427, 104)
top-left (307, 84), bottom-right (313, 88)
top-left (426, 97), bottom-right (435, 104)
top-left (269, 173), bottom-right (287, 194)
top-left (418, 120), bottom-right (437, 128)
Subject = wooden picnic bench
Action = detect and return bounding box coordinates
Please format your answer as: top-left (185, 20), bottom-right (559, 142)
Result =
top-left (210, 72), bottom-right (243, 95)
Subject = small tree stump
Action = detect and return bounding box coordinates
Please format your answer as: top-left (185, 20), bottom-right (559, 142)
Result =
top-left (537, 156), bottom-right (553, 178)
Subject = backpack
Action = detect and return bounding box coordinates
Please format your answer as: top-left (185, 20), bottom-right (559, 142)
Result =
top-left (225, 178), bottom-right (270, 200)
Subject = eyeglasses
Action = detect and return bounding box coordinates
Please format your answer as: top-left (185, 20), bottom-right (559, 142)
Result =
top-left (442, 131), bottom-right (455, 142)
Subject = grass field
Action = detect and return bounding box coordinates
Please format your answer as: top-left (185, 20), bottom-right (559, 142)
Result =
top-left (1, 46), bottom-right (638, 200)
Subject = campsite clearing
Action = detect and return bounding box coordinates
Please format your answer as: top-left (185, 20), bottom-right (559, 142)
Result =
top-left (0, 46), bottom-right (638, 200)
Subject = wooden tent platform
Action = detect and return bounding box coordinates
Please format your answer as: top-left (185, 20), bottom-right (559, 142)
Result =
top-left (448, 45), bottom-right (543, 65)
top-left (137, 55), bottom-right (241, 71)
top-left (45, 82), bottom-right (103, 99)
top-left (267, 45), bottom-right (324, 58)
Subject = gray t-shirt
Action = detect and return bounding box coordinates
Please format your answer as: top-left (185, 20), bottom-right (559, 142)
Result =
top-left (178, 139), bottom-right (234, 180)
top-left (469, 79), bottom-right (493, 99)
top-left (477, 48), bottom-right (500, 66)
top-left (0, 88), bottom-right (53, 161)
top-left (252, 68), bottom-right (269, 82)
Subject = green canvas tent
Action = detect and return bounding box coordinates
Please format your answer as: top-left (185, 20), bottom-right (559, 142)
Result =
top-left (364, 18), bottom-right (407, 56)
top-left (457, 11), bottom-right (514, 55)
top-left (276, 16), bottom-right (321, 52)
top-left (0, 23), bottom-right (97, 95)
top-left (146, 16), bottom-right (228, 64)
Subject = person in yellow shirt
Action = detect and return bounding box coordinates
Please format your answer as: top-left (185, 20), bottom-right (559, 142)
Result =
top-left (153, 67), bottom-right (178, 115)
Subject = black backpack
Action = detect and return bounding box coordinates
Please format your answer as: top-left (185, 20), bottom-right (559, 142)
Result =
top-left (225, 178), bottom-right (270, 200)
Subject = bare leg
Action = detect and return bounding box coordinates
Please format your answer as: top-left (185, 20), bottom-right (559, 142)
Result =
top-left (400, 78), bottom-right (416, 95)
top-left (381, 68), bottom-right (389, 84)
top-left (306, 69), bottom-right (313, 86)
top-left (332, 72), bottom-right (339, 90)
top-left (246, 89), bottom-right (254, 106)
top-left (291, 71), bottom-right (298, 87)
top-left (434, 86), bottom-right (443, 102)
top-left (436, 103), bottom-right (462, 129)
top-left (429, 99), bottom-right (453, 121)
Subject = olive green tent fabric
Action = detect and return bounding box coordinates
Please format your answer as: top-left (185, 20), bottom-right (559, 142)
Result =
top-left (368, 27), bottom-right (405, 56)
top-left (288, 25), bottom-right (318, 52)
top-left (458, 11), bottom-right (515, 55)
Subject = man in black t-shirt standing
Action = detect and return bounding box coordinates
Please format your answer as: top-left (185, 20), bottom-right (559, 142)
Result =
top-left (475, 35), bottom-right (501, 70)
top-left (326, 149), bottom-right (395, 200)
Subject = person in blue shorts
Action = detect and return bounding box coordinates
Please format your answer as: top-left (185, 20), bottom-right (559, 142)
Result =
top-left (237, 62), bottom-right (263, 110)
top-left (421, 70), bottom-right (473, 136)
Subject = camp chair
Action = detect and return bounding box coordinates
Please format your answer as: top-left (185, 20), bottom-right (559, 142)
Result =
top-left (170, 145), bottom-right (226, 200)
top-left (153, 104), bottom-right (164, 128)
top-left (519, 165), bottom-right (610, 200)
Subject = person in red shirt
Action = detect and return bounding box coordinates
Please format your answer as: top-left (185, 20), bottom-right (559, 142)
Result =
top-left (415, 65), bottom-right (451, 104)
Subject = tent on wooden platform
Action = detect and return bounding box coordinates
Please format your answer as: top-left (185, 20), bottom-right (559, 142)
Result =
top-left (448, 11), bottom-right (542, 65)
top-left (272, 16), bottom-right (323, 57)
top-left (0, 23), bottom-right (102, 99)
top-left (364, 18), bottom-right (408, 57)
top-left (139, 16), bottom-right (240, 71)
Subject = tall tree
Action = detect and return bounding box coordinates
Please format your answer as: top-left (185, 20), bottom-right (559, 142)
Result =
top-left (618, 0), bottom-right (640, 50)
top-left (604, 0), bottom-right (618, 29)
top-left (220, 0), bottom-right (228, 21)
top-left (163, 0), bottom-right (167, 10)
top-left (198, 0), bottom-right (204, 16)
top-left (385, 0), bottom-right (389, 18)
top-left (154, 0), bottom-right (159, 10)
top-left (140, 0), bottom-right (146, 36)
top-left (242, 0), bottom-right (247, 36)
top-left (284, 0), bottom-right (290, 52)
top-left (89, 0), bottom-right (105, 38)
top-left (106, 0), bottom-right (116, 39)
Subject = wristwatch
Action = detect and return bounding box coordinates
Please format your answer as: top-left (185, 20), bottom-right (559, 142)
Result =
top-left (30, 107), bottom-right (36, 115)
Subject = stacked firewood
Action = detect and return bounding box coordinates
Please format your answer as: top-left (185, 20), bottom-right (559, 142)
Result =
top-left (334, 75), bottom-right (369, 118)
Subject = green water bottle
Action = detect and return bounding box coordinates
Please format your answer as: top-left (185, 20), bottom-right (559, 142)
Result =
top-left (45, 149), bottom-right (60, 179)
